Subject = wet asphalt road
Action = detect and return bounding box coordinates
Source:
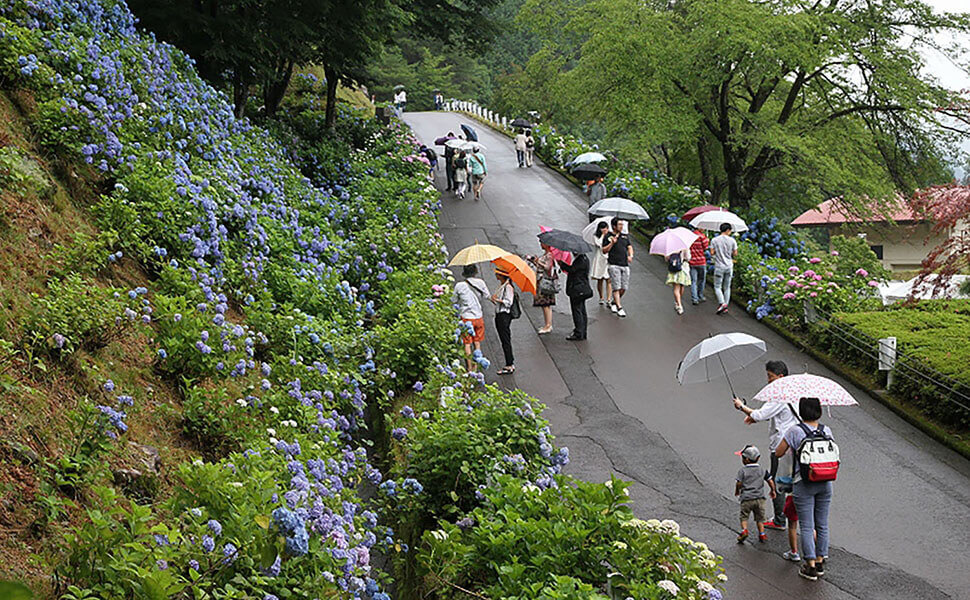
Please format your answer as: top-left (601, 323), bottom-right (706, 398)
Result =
top-left (405, 111), bottom-right (970, 599)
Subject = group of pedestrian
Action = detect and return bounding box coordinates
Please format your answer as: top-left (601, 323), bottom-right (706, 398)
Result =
top-left (664, 222), bottom-right (737, 315)
top-left (732, 360), bottom-right (837, 582)
top-left (513, 129), bottom-right (535, 168)
top-left (442, 131), bottom-right (487, 201)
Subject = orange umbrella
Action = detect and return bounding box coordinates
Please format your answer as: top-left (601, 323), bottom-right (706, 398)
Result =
top-left (492, 255), bottom-right (537, 295)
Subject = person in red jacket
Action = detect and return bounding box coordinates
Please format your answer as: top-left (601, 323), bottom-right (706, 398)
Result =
top-left (689, 228), bottom-right (710, 305)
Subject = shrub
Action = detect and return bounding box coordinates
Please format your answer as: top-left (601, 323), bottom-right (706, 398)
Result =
top-left (419, 476), bottom-right (725, 600)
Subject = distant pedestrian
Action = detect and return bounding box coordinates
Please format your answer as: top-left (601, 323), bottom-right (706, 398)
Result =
top-left (468, 148), bottom-right (487, 201)
top-left (665, 247), bottom-right (691, 314)
top-left (602, 218), bottom-right (633, 318)
top-left (527, 243), bottom-right (559, 334)
top-left (524, 130), bottom-right (535, 167)
top-left (394, 89), bottom-right (407, 113)
top-left (434, 92), bottom-right (444, 110)
top-left (453, 264), bottom-right (490, 372)
top-left (734, 360), bottom-right (798, 530)
top-left (710, 222), bottom-right (738, 314)
top-left (490, 269), bottom-right (517, 375)
top-left (775, 397), bottom-right (836, 581)
top-left (587, 177), bottom-right (606, 222)
top-left (688, 227), bottom-right (709, 305)
top-left (443, 132), bottom-right (456, 191)
top-left (453, 151), bottom-right (468, 199)
top-left (560, 253), bottom-right (592, 340)
top-left (590, 221), bottom-right (612, 305)
top-left (420, 144), bottom-right (437, 181)
top-left (735, 444), bottom-right (776, 544)
top-left (514, 130), bottom-right (528, 167)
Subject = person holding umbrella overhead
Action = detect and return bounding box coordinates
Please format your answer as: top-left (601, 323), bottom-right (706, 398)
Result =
top-left (587, 219), bottom-right (612, 305)
top-left (453, 264), bottom-right (490, 372)
top-left (441, 131), bottom-right (457, 191)
top-left (490, 268), bottom-right (518, 375)
top-left (514, 129), bottom-right (528, 167)
top-left (539, 229), bottom-right (595, 341)
top-left (526, 242), bottom-right (559, 335)
top-left (587, 177), bottom-right (607, 222)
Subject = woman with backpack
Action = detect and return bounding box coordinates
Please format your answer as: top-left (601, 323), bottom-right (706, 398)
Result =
top-left (490, 269), bottom-right (518, 375)
top-left (775, 396), bottom-right (836, 581)
top-left (665, 248), bottom-right (691, 314)
top-left (453, 150), bottom-right (468, 199)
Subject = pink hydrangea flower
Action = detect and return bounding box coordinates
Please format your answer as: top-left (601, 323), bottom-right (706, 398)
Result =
top-left (782, 292), bottom-right (796, 300)
top-left (809, 257), bottom-right (822, 264)
top-left (813, 274), bottom-right (823, 281)
top-left (868, 280), bottom-right (879, 287)
top-left (787, 279), bottom-right (797, 287)
top-left (803, 270), bottom-right (816, 278)
top-left (788, 266), bottom-right (800, 274)
top-left (810, 292), bottom-right (818, 297)
top-left (831, 250), bottom-right (840, 256)
top-left (855, 268), bottom-right (868, 277)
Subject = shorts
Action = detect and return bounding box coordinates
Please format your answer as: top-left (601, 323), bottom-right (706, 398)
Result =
top-left (783, 495), bottom-right (798, 523)
top-left (461, 318), bottom-right (485, 343)
top-left (739, 498), bottom-right (766, 523)
top-left (608, 265), bottom-right (630, 290)
top-left (471, 173), bottom-right (486, 185)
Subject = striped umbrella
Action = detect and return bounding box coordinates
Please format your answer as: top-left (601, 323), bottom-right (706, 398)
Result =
top-left (752, 374), bottom-right (858, 406)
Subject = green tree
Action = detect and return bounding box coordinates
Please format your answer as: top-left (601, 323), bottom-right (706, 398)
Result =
top-left (540, 0), bottom-right (969, 210)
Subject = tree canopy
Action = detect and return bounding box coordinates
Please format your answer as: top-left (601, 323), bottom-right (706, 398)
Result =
top-left (508, 0), bottom-right (970, 212)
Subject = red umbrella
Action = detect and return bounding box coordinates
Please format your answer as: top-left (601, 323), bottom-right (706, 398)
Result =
top-left (681, 204), bottom-right (725, 223)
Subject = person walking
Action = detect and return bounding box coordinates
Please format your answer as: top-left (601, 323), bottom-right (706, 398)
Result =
top-left (514, 130), bottom-right (528, 167)
top-left (734, 360), bottom-right (798, 530)
top-left (453, 264), bottom-right (490, 372)
top-left (560, 253), bottom-right (592, 340)
top-left (665, 247), bottom-right (691, 314)
top-left (688, 227), bottom-right (709, 305)
top-left (734, 444), bottom-right (776, 544)
top-left (443, 132), bottom-right (456, 191)
top-left (394, 89), bottom-right (407, 113)
top-left (587, 176), bottom-right (607, 222)
top-left (468, 148), bottom-right (487, 201)
top-left (524, 130), bottom-right (535, 167)
top-left (420, 144), bottom-right (437, 181)
top-left (602, 218), bottom-right (633, 317)
top-left (490, 269), bottom-right (517, 375)
top-left (775, 397), bottom-right (835, 581)
top-left (710, 222), bottom-right (738, 314)
top-left (452, 150), bottom-right (469, 199)
top-left (590, 220), bottom-right (612, 305)
top-left (527, 243), bottom-right (559, 334)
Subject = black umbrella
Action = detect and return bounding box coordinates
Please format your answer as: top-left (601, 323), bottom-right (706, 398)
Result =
top-left (510, 118), bottom-right (533, 129)
top-left (538, 230), bottom-right (594, 254)
top-left (570, 163), bottom-right (607, 180)
top-left (461, 124), bottom-right (478, 142)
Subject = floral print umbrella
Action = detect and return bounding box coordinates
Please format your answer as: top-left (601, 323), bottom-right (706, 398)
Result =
top-left (752, 373), bottom-right (858, 406)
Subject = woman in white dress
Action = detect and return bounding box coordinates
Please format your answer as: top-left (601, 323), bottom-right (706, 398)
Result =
top-left (590, 220), bottom-right (612, 305)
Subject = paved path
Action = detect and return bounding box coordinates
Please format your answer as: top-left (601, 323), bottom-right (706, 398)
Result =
top-left (406, 111), bottom-right (970, 600)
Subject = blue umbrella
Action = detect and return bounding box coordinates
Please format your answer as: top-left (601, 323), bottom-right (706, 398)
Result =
top-left (461, 124), bottom-right (478, 142)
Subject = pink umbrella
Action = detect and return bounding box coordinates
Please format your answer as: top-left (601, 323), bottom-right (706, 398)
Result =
top-left (539, 225), bottom-right (573, 265)
top-left (752, 374), bottom-right (858, 406)
top-left (649, 227), bottom-right (700, 257)
top-left (681, 204), bottom-right (725, 223)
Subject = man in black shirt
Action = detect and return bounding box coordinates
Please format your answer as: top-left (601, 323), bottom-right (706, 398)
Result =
top-left (602, 217), bottom-right (633, 317)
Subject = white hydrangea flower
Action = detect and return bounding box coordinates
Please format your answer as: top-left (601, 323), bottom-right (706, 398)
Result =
top-left (269, 406), bottom-right (280, 414)
top-left (717, 574), bottom-right (728, 582)
top-left (266, 428), bottom-right (276, 436)
top-left (430, 530), bottom-right (448, 541)
top-left (660, 519), bottom-right (680, 536)
top-left (657, 580), bottom-right (679, 595)
top-left (697, 581), bottom-right (714, 593)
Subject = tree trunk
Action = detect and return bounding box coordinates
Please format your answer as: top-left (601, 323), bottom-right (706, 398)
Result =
top-left (232, 69), bottom-right (248, 119)
top-left (324, 65), bottom-right (339, 130)
top-left (697, 136), bottom-right (711, 196)
top-left (263, 59), bottom-right (294, 117)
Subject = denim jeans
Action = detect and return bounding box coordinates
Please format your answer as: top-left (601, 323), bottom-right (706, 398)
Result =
top-left (689, 264), bottom-right (707, 302)
top-left (713, 266), bottom-right (733, 306)
top-left (792, 480), bottom-right (833, 560)
top-left (516, 150), bottom-right (525, 166)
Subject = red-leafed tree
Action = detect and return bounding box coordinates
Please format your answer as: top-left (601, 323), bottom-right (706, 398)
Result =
top-left (909, 185), bottom-right (970, 297)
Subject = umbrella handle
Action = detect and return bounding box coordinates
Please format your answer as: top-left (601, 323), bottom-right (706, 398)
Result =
top-left (717, 353), bottom-right (738, 398)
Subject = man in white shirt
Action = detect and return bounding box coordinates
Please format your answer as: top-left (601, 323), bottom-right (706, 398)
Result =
top-left (734, 360), bottom-right (798, 529)
top-left (710, 222), bottom-right (738, 314)
top-left (452, 264), bottom-right (490, 371)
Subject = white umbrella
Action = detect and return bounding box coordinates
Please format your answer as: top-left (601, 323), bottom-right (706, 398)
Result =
top-left (459, 141), bottom-right (486, 152)
top-left (587, 197), bottom-right (649, 221)
top-left (568, 151), bottom-right (607, 166)
top-left (752, 374), bottom-right (858, 407)
top-left (677, 333), bottom-right (767, 396)
top-left (581, 216), bottom-right (613, 245)
top-left (444, 138), bottom-right (465, 149)
top-left (689, 210), bottom-right (748, 232)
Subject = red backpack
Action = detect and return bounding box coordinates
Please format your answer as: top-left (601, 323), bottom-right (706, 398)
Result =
top-left (794, 423), bottom-right (840, 482)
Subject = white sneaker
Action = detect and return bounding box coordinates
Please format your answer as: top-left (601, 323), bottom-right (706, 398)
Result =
top-left (599, 299), bottom-right (606, 306)
top-left (617, 308), bottom-right (627, 318)
top-left (610, 303), bottom-right (618, 314)
top-left (783, 550), bottom-right (801, 562)
top-left (675, 304), bottom-right (684, 315)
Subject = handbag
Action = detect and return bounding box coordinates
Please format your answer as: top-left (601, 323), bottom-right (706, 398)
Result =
top-left (509, 291), bottom-right (522, 319)
top-left (538, 275), bottom-right (559, 297)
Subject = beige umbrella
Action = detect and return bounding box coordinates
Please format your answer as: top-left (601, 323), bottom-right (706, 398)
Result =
top-left (448, 242), bottom-right (511, 266)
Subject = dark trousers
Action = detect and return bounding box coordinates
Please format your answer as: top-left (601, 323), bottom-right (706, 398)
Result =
top-left (769, 452), bottom-right (787, 525)
top-left (516, 150), bottom-right (525, 166)
top-left (445, 162), bottom-right (455, 190)
top-left (495, 312), bottom-right (514, 367)
top-left (569, 296), bottom-right (588, 339)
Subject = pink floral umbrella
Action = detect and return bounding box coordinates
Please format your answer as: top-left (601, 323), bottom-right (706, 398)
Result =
top-left (752, 373), bottom-right (858, 406)
top-left (539, 225), bottom-right (573, 265)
